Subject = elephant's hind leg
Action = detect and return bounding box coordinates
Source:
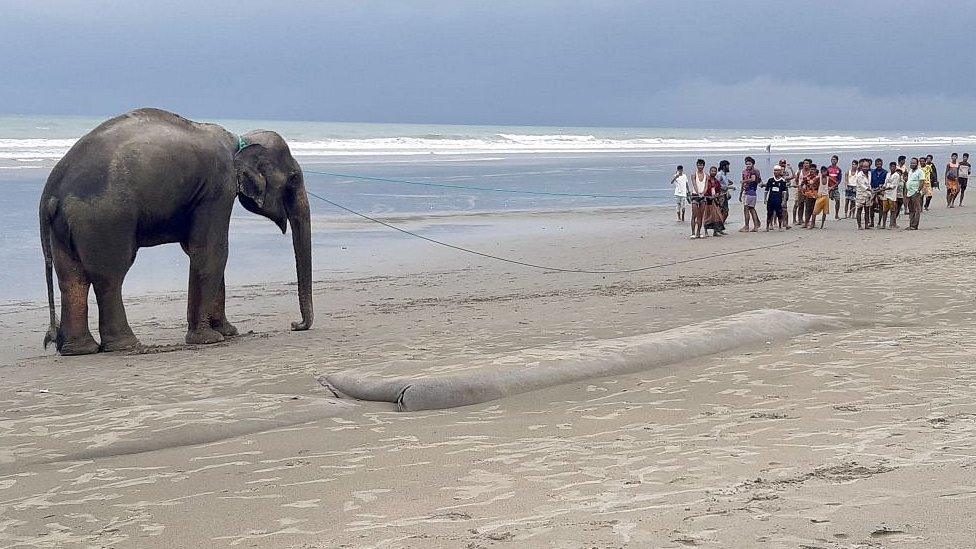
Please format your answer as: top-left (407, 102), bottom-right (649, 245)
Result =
top-left (51, 240), bottom-right (99, 355)
top-left (77, 225), bottom-right (142, 352)
top-left (93, 276), bottom-right (141, 352)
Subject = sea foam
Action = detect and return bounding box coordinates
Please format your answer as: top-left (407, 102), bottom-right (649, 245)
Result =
top-left (4, 133), bottom-right (976, 166)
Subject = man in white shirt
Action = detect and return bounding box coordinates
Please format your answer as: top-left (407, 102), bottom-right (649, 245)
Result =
top-left (853, 158), bottom-right (873, 229)
top-left (882, 162), bottom-right (902, 229)
top-left (906, 157), bottom-right (924, 230)
top-left (670, 165), bottom-right (688, 222)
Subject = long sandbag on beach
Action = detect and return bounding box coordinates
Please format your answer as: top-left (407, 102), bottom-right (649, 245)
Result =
top-left (326, 309), bottom-right (846, 411)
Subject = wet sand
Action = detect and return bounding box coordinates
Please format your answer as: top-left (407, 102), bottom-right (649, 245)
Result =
top-left (2, 202), bottom-right (976, 548)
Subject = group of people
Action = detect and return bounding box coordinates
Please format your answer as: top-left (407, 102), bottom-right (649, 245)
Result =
top-left (671, 152), bottom-right (972, 238)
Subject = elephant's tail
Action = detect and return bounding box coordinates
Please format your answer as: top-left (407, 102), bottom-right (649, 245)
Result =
top-left (39, 200), bottom-right (60, 350)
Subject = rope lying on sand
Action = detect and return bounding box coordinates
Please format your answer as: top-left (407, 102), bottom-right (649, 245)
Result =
top-left (326, 309), bottom-right (847, 411)
top-left (303, 169), bottom-right (667, 200)
top-left (305, 189), bottom-right (802, 274)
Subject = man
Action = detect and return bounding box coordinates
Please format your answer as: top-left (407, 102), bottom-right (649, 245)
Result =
top-left (920, 156), bottom-right (934, 211)
top-left (703, 165), bottom-right (727, 236)
top-left (717, 160), bottom-right (733, 222)
top-left (801, 163), bottom-right (820, 229)
top-left (689, 159), bottom-right (708, 238)
top-left (906, 157), bottom-right (924, 230)
top-left (853, 158), bottom-right (873, 229)
top-left (844, 159), bottom-right (859, 218)
top-left (869, 158), bottom-right (887, 228)
top-left (946, 153), bottom-right (961, 208)
top-left (960, 153), bottom-right (971, 206)
top-left (827, 155), bottom-right (843, 219)
top-left (778, 159), bottom-right (794, 229)
top-left (897, 155), bottom-right (909, 214)
top-left (793, 159), bottom-right (810, 225)
top-left (811, 166), bottom-right (835, 229)
top-left (670, 165), bottom-right (688, 222)
top-left (882, 162), bottom-right (901, 229)
top-left (924, 154), bottom-right (939, 210)
top-left (739, 156), bottom-right (761, 232)
top-left (763, 165), bottom-right (789, 230)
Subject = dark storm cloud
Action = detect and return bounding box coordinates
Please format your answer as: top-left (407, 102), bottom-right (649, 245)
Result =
top-left (2, 0), bottom-right (974, 129)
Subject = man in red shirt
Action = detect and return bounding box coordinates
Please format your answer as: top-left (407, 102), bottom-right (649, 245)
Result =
top-left (827, 155), bottom-right (843, 220)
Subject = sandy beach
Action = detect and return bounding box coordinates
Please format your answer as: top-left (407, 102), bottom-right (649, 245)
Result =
top-left (2, 198), bottom-right (976, 548)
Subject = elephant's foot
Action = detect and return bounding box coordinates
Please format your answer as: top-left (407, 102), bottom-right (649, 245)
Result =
top-left (59, 333), bottom-right (101, 356)
top-left (99, 334), bottom-right (143, 353)
top-left (186, 327), bottom-right (225, 345)
top-left (210, 319), bottom-right (239, 337)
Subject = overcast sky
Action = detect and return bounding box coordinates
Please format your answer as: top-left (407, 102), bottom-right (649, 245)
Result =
top-left (2, 0), bottom-right (974, 130)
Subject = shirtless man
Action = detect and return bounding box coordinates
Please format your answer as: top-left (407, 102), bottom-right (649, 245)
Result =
top-left (688, 159), bottom-right (708, 238)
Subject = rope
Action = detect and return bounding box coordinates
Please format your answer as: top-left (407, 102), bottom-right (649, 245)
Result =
top-left (304, 189), bottom-right (801, 274)
top-left (303, 169), bottom-right (666, 200)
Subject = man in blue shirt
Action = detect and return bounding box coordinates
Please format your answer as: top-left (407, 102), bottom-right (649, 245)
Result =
top-left (869, 158), bottom-right (887, 228)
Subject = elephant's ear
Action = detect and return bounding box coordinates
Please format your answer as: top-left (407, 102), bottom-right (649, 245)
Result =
top-left (236, 147), bottom-right (268, 208)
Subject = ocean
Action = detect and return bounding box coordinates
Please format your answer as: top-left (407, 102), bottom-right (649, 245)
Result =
top-left (3, 113), bottom-right (975, 304)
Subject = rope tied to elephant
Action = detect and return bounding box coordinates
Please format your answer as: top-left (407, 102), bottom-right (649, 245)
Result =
top-left (303, 169), bottom-right (667, 200)
top-left (302, 189), bottom-right (802, 274)
top-left (236, 135), bottom-right (252, 154)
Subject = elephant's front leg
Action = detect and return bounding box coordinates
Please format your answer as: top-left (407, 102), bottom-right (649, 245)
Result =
top-left (184, 219), bottom-right (231, 345)
top-left (209, 277), bottom-right (239, 337)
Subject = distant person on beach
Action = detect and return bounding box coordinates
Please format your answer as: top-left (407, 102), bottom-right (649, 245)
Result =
top-left (689, 159), bottom-right (708, 238)
top-left (882, 162), bottom-right (901, 229)
top-left (739, 156), bottom-right (761, 232)
top-left (778, 159), bottom-right (793, 229)
top-left (959, 153), bottom-right (971, 206)
top-left (809, 166), bottom-right (833, 229)
top-left (763, 165), bottom-right (788, 230)
top-left (827, 155), bottom-right (842, 219)
top-left (800, 163), bottom-right (819, 229)
top-left (869, 158), bottom-right (887, 228)
top-left (946, 153), bottom-right (960, 207)
top-left (792, 160), bottom-right (810, 225)
top-left (897, 155), bottom-right (909, 214)
top-left (717, 160), bottom-right (733, 222)
top-left (920, 156), bottom-right (934, 211)
top-left (844, 159), bottom-right (858, 218)
top-left (671, 165), bottom-right (688, 222)
top-left (703, 166), bottom-right (727, 236)
top-left (854, 158), bottom-right (873, 229)
top-left (906, 157), bottom-right (924, 229)
top-left (778, 158), bottom-right (794, 180)
top-left (926, 154), bottom-right (939, 210)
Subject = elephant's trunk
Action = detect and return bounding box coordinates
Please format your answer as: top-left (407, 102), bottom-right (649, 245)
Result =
top-left (288, 173), bottom-right (314, 331)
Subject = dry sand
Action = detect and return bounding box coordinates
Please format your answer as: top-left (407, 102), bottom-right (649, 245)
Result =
top-left (2, 203), bottom-right (976, 548)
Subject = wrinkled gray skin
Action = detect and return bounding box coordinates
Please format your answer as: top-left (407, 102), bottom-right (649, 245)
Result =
top-left (39, 108), bottom-right (313, 355)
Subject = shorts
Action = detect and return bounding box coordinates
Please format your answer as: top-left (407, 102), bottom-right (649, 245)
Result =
top-left (961, 178), bottom-right (969, 190)
top-left (845, 187), bottom-right (855, 199)
top-left (813, 195), bottom-right (830, 216)
top-left (676, 196), bottom-right (686, 209)
top-left (828, 187), bottom-right (839, 200)
top-left (744, 194), bottom-right (757, 208)
top-left (884, 198), bottom-right (895, 212)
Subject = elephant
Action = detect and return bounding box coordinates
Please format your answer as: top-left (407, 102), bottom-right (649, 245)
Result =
top-left (39, 108), bottom-right (313, 355)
